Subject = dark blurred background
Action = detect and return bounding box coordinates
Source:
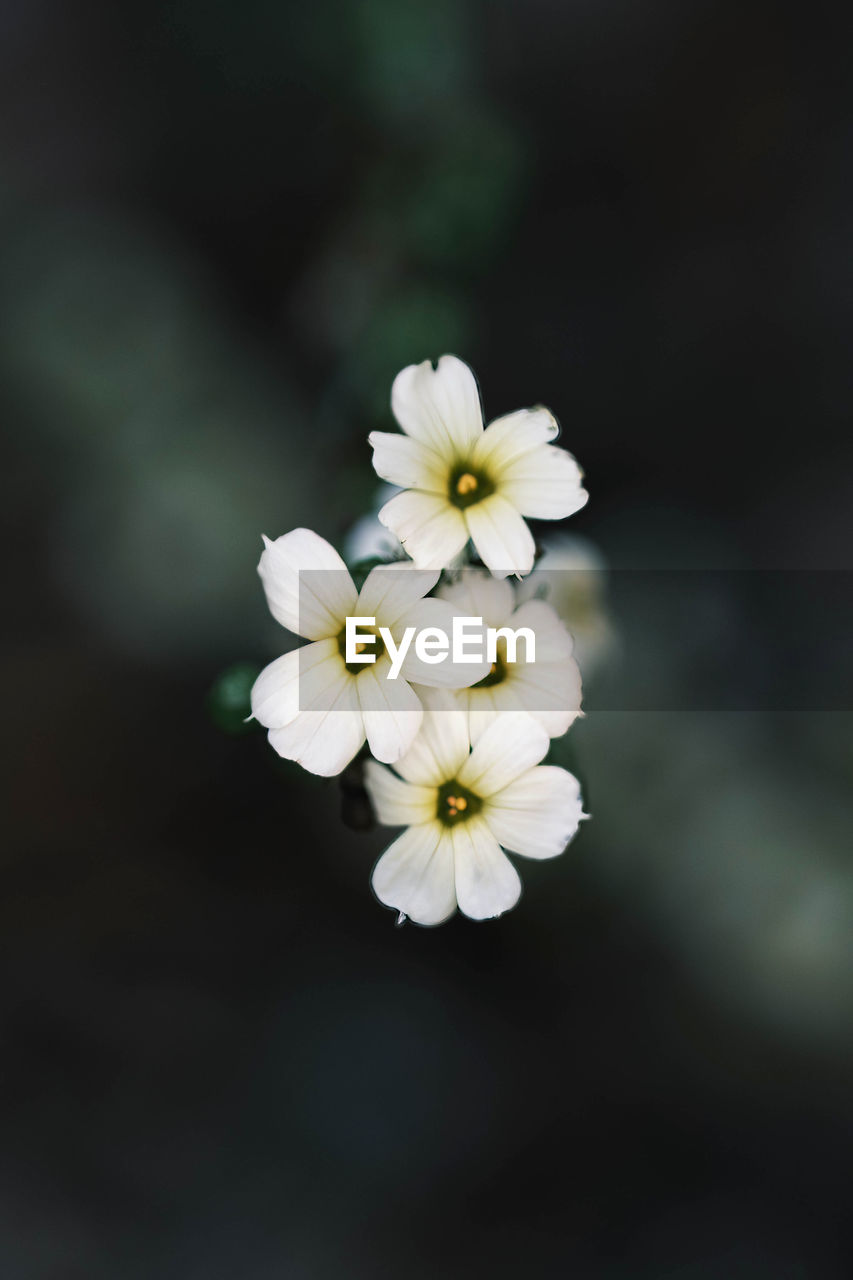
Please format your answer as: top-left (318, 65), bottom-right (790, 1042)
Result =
top-left (3, 1), bottom-right (853, 1276)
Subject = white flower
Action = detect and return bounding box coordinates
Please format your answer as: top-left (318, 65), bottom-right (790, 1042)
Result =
top-left (251, 529), bottom-right (491, 776)
top-left (369, 355), bottom-right (588, 579)
top-left (365, 702), bottom-right (587, 925)
top-left (435, 569), bottom-right (582, 742)
top-left (516, 534), bottom-right (615, 679)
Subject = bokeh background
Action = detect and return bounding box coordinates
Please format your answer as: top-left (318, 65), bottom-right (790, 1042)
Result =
top-left (3, 0), bottom-right (853, 1275)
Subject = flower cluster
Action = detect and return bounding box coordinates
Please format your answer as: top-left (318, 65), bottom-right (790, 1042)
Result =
top-left (251, 355), bottom-right (591, 925)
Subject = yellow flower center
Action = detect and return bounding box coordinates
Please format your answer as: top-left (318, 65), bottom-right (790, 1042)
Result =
top-left (338, 626), bottom-right (386, 674)
top-left (436, 781), bottom-right (481, 826)
top-left (448, 463), bottom-right (495, 510)
top-left (472, 645), bottom-right (509, 688)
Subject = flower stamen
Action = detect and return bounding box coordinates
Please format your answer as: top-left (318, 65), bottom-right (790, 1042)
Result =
top-left (338, 626), bottom-right (385, 674)
top-left (473, 647), bottom-right (508, 688)
top-left (437, 781), bottom-right (481, 826)
top-left (448, 463), bottom-right (495, 510)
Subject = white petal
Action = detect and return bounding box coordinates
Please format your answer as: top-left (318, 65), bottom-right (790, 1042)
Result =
top-left (391, 355), bottom-right (483, 456)
top-left (356, 562), bottom-right (439, 630)
top-left (467, 706), bottom-right (498, 743)
top-left (395, 598), bottom-right (492, 688)
top-left (451, 818), bottom-right (522, 920)
top-left (472, 407), bottom-right (559, 471)
top-left (393, 698), bottom-right (470, 786)
top-left (467, 684), bottom-right (527, 743)
top-left (368, 431), bottom-right (448, 492)
top-left (467, 687), bottom-right (579, 743)
top-left (464, 687), bottom-right (498, 744)
top-left (512, 545), bottom-right (613, 679)
top-left (357, 657), bottom-right (424, 764)
top-left (267, 668), bottom-right (364, 776)
top-left (500, 445), bottom-right (589, 520)
top-left (371, 821), bottom-right (457, 926)
top-left (484, 765), bottom-right (585, 859)
top-left (378, 490), bottom-right (469, 570)
top-left (430, 685), bottom-right (512, 748)
top-left (508, 599), bottom-right (575, 661)
top-left (258, 529), bottom-right (357, 640)
top-left (497, 599), bottom-right (583, 737)
top-left (363, 760), bottom-right (436, 827)
top-left (457, 712), bottom-right (549, 796)
top-left (437, 569), bottom-right (515, 628)
top-left (509, 667), bottom-right (583, 737)
top-left (463, 494), bottom-right (536, 578)
top-left (251, 639), bottom-right (338, 729)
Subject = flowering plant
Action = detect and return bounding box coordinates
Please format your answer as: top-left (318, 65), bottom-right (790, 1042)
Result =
top-left (245, 356), bottom-right (594, 925)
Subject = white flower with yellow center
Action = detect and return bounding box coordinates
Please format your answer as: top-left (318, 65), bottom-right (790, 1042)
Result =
top-left (250, 529), bottom-right (491, 776)
top-left (435, 569), bottom-right (582, 743)
top-left (369, 355), bottom-right (588, 579)
top-left (365, 702), bottom-right (587, 925)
